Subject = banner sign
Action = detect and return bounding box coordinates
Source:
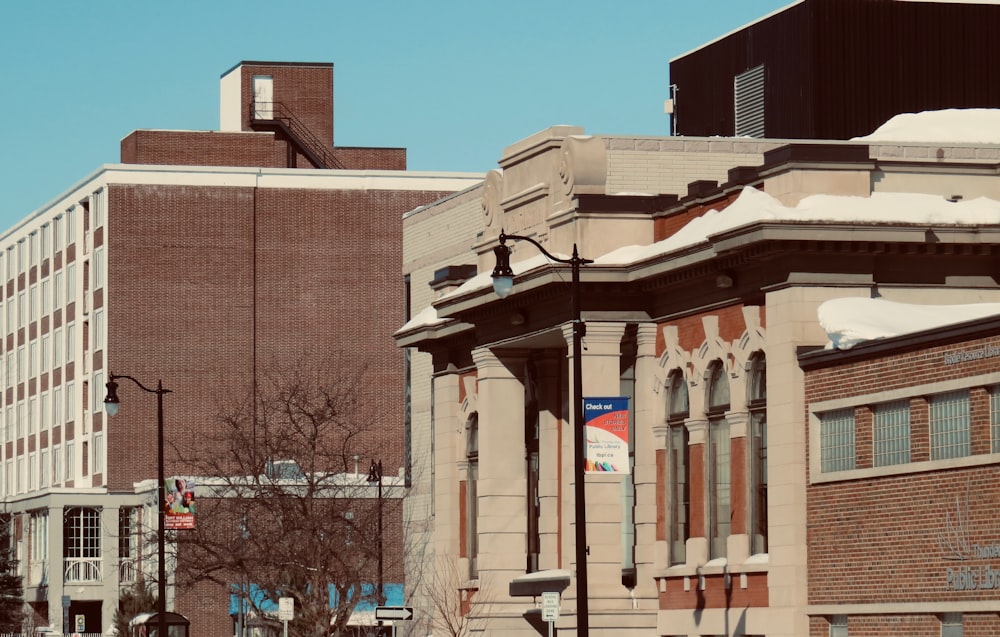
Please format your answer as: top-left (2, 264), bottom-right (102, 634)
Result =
top-left (583, 397), bottom-right (630, 474)
top-left (165, 477), bottom-right (196, 530)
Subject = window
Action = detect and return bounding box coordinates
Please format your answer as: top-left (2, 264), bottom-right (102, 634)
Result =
top-left (941, 612), bottom-right (963, 637)
top-left (830, 615), bottom-right (848, 637)
top-left (27, 453), bottom-right (35, 491)
top-left (466, 413), bottom-right (479, 579)
top-left (41, 279), bottom-right (49, 317)
top-left (54, 272), bottom-right (62, 310)
top-left (820, 408), bottom-right (856, 473)
top-left (93, 248), bottom-right (104, 291)
top-left (92, 432), bottom-right (103, 475)
top-left (666, 369), bottom-right (689, 565)
top-left (991, 387), bottom-right (1000, 454)
top-left (92, 309), bottom-right (104, 353)
top-left (52, 445), bottom-right (61, 487)
top-left (119, 507), bottom-right (139, 583)
top-left (40, 448), bottom-right (49, 488)
top-left (66, 440), bottom-right (75, 481)
top-left (747, 353), bottom-right (768, 555)
top-left (706, 360), bottom-right (730, 559)
top-left (524, 363), bottom-right (540, 573)
top-left (873, 400), bottom-right (910, 467)
top-left (63, 507), bottom-right (100, 582)
top-left (931, 390), bottom-right (970, 460)
top-left (30, 511), bottom-right (48, 565)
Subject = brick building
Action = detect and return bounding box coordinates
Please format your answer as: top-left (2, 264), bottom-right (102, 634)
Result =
top-left (396, 119), bottom-right (1000, 636)
top-left (801, 308), bottom-right (1000, 637)
top-left (0, 61), bottom-right (480, 635)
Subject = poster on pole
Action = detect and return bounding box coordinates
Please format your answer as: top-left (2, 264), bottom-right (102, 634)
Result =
top-left (164, 477), bottom-right (196, 530)
top-left (583, 397), bottom-right (630, 474)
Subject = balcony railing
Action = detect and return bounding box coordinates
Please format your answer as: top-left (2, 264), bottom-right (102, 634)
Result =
top-left (119, 557), bottom-right (138, 585)
top-left (64, 557), bottom-right (102, 583)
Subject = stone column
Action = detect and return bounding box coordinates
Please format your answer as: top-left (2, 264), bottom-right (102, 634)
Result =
top-left (632, 323), bottom-right (661, 606)
top-left (562, 321), bottom-right (628, 614)
top-left (471, 347), bottom-right (528, 611)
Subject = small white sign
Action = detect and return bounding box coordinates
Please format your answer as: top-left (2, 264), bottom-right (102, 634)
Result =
top-left (278, 596), bottom-right (294, 621)
top-left (541, 591), bottom-right (560, 622)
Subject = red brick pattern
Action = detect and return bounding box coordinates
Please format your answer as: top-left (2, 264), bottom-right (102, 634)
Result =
top-left (805, 330), bottom-right (1000, 634)
top-left (659, 571), bottom-right (768, 609)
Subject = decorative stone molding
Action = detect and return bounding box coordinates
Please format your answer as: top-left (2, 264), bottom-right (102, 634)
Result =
top-left (481, 169), bottom-right (503, 228)
top-left (558, 135), bottom-right (608, 197)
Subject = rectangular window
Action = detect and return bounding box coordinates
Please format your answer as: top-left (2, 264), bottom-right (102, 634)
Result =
top-left (30, 511), bottom-right (47, 564)
top-left (65, 209), bottom-right (75, 246)
top-left (65, 382), bottom-right (75, 425)
top-left (66, 323), bottom-right (75, 364)
top-left (16, 402), bottom-right (23, 439)
top-left (931, 390), bottom-right (970, 460)
top-left (53, 387), bottom-right (62, 427)
top-left (41, 279), bottom-right (50, 317)
top-left (92, 310), bottom-right (104, 353)
top-left (53, 328), bottom-right (63, 367)
top-left (52, 445), bottom-right (61, 487)
top-left (39, 392), bottom-right (48, 432)
top-left (668, 424), bottom-right (689, 565)
top-left (29, 285), bottom-right (37, 322)
top-left (16, 457), bottom-right (23, 494)
top-left (40, 335), bottom-right (49, 376)
top-left (65, 441), bottom-right (75, 481)
top-left (992, 387), bottom-right (1000, 454)
top-left (93, 432), bottom-right (104, 475)
top-left (873, 400), bottom-right (910, 466)
top-left (93, 248), bottom-right (104, 291)
top-left (820, 408), bottom-right (856, 472)
top-left (17, 292), bottom-right (24, 328)
top-left (53, 217), bottom-right (62, 253)
top-left (708, 418), bottom-right (731, 559)
top-left (830, 614), bottom-right (848, 637)
top-left (40, 225), bottom-right (49, 260)
top-left (54, 272), bottom-right (62, 310)
top-left (40, 449), bottom-right (49, 488)
top-left (4, 407), bottom-right (11, 443)
top-left (29, 396), bottom-right (37, 435)
top-left (749, 411), bottom-right (768, 555)
top-left (27, 453), bottom-right (35, 491)
top-left (941, 612), bottom-right (963, 637)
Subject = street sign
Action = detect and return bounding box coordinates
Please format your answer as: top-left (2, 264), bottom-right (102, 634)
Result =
top-left (375, 606), bottom-right (414, 621)
top-left (278, 597), bottom-right (295, 621)
top-left (541, 592), bottom-right (560, 622)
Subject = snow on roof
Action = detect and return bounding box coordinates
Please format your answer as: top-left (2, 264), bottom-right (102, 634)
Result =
top-left (818, 298), bottom-right (1000, 350)
top-left (853, 108), bottom-right (1000, 144)
top-left (596, 186), bottom-right (1000, 266)
top-left (400, 186), bottom-right (1000, 333)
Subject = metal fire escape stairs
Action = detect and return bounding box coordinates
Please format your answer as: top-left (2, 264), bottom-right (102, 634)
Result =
top-left (249, 101), bottom-right (346, 169)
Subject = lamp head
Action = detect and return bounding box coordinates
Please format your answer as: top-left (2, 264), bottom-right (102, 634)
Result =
top-left (491, 239), bottom-right (514, 299)
top-left (104, 378), bottom-right (121, 417)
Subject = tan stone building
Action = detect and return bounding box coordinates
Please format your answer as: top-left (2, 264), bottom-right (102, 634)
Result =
top-left (396, 124), bottom-right (1000, 636)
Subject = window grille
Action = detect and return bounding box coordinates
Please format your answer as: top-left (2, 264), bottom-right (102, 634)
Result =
top-left (873, 400), bottom-right (910, 466)
top-left (820, 408), bottom-right (856, 472)
top-left (930, 390), bottom-right (970, 460)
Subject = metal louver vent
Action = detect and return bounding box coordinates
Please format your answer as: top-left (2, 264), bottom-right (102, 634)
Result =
top-left (734, 64), bottom-right (765, 138)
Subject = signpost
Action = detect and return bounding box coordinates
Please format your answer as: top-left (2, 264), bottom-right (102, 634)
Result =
top-left (541, 592), bottom-right (560, 637)
top-left (278, 597), bottom-right (294, 637)
top-left (374, 606), bottom-right (414, 637)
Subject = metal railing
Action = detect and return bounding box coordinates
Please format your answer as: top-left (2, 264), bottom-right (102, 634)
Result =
top-left (250, 101), bottom-right (345, 169)
top-left (64, 557), bottom-right (102, 583)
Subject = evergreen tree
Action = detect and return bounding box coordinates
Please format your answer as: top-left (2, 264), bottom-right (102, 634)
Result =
top-left (0, 516), bottom-right (24, 632)
top-left (114, 581), bottom-right (158, 637)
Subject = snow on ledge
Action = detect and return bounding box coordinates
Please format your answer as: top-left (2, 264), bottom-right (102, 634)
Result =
top-left (818, 298), bottom-right (1000, 350)
top-left (853, 109), bottom-right (1000, 144)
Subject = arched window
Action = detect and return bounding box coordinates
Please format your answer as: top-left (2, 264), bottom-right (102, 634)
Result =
top-left (666, 369), bottom-right (689, 565)
top-left (706, 360), bottom-right (730, 559)
top-left (747, 352), bottom-right (767, 555)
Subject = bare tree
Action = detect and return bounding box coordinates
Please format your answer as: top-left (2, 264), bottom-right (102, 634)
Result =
top-left (175, 354), bottom-right (396, 637)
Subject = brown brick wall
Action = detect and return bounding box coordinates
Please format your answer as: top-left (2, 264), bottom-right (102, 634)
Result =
top-left (659, 571), bottom-right (768, 609)
top-left (238, 63), bottom-right (334, 145)
top-left (334, 147), bottom-right (407, 171)
top-left (805, 331), bottom-right (1000, 614)
top-left (121, 130), bottom-right (287, 168)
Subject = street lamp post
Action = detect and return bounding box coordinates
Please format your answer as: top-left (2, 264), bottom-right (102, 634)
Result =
top-left (491, 230), bottom-right (593, 637)
top-left (104, 373), bottom-right (172, 637)
top-left (366, 459), bottom-right (385, 608)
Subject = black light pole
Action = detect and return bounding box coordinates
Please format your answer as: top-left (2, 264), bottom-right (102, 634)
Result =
top-left (105, 373), bottom-right (172, 637)
top-left (491, 230), bottom-right (593, 636)
top-left (366, 459), bottom-right (385, 607)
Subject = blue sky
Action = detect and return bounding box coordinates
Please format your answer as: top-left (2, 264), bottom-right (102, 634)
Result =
top-left (0, 0), bottom-right (790, 229)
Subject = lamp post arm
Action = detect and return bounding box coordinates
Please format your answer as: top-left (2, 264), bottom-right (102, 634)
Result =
top-left (108, 372), bottom-right (173, 396)
top-left (498, 231), bottom-right (594, 268)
